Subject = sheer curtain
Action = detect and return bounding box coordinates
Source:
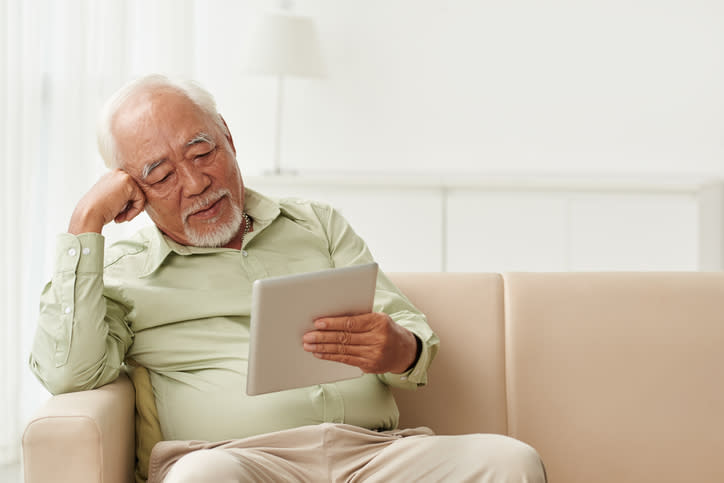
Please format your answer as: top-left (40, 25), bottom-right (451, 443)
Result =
top-left (1, 0), bottom-right (45, 465)
top-left (1, 0), bottom-right (199, 465)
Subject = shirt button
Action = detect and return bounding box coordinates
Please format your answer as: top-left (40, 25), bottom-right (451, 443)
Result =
top-left (82, 247), bottom-right (91, 255)
top-left (241, 250), bottom-right (248, 257)
top-left (68, 248), bottom-right (77, 257)
top-left (64, 306), bottom-right (72, 314)
top-left (400, 376), bottom-right (408, 381)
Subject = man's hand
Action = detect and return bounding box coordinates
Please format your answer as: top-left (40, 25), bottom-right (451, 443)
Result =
top-left (302, 313), bottom-right (418, 374)
top-left (68, 169), bottom-right (146, 235)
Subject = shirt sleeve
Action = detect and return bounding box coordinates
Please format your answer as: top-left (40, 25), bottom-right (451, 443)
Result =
top-left (313, 203), bottom-right (440, 390)
top-left (29, 233), bottom-right (134, 395)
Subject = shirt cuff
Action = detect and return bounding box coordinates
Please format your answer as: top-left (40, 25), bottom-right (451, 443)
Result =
top-left (55, 232), bottom-right (105, 273)
top-left (380, 328), bottom-right (439, 388)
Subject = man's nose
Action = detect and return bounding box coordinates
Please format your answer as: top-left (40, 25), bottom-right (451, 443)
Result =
top-left (178, 164), bottom-right (210, 197)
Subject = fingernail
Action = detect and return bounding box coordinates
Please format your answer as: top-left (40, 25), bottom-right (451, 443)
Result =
top-left (315, 320), bottom-right (327, 329)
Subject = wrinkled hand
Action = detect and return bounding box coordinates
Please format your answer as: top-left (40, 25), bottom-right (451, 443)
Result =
top-left (302, 312), bottom-right (418, 374)
top-left (68, 169), bottom-right (146, 235)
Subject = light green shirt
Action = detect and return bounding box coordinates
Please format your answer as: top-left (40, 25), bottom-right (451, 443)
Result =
top-left (30, 189), bottom-right (439, 442)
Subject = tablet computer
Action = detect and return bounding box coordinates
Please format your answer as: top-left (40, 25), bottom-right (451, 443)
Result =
top-left (246, 262), bottom-right (378, 396)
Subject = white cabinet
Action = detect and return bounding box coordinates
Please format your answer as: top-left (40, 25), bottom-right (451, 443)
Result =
top-left (246, 175), bottom-right (724, 272)
top-left (245, 179), bottom-right (443, 272)
top-left (445, 191), bottom-right (569, 272)
top-left (567, 193), bottom-right (700, 271)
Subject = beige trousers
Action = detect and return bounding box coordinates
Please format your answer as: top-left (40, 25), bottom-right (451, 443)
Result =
top-left (148, 423), bottom-right (546, 483)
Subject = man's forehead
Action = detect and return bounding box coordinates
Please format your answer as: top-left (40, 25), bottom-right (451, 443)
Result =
top-left (112, 90), bottom-right (215, 168)
top-left (114, 89), bottom-right (204, 130)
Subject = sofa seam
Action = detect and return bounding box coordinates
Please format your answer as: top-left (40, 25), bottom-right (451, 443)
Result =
top-left (500, 272), bottom-right (511, 438)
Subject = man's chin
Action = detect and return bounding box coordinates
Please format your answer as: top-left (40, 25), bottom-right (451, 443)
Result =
top-left (183, 212), bottom-right (243, 248)
top-left (183, 227), bottom-right (233, 248)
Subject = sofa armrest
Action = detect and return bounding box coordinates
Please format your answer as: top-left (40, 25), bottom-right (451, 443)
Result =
top-left (22, 372), bottom-right (135, 483)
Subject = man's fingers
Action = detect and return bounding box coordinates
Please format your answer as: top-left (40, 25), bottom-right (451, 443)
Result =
top-left (69, 169), bottom-right (147, 233)
top-left (305, 312), bottom-right (417, 375)
top-left (121, 181), bottom-right (147, 221)
top-left (303, 341), bottom-right (368, 356)
top-left (303, 330), bottom-right (377, 346)
top-left (314, 314), bottom-right (375, 332)
top-left (114, 197), bottom-right (145, 223)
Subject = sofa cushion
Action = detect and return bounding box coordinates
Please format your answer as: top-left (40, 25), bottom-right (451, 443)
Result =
top-left (126, 364), bottom-right (162, 483)
top-left (504, 272), bottom-right (724, 483)
top-left (389, 273), bottom-right (508, 436)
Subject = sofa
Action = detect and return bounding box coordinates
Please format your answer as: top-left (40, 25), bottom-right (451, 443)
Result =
top-left (22, 272), bottom-right (724, 483)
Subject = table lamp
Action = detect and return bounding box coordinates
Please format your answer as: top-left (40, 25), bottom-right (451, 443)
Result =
top-left (243, 11), bottom-right (325, 175)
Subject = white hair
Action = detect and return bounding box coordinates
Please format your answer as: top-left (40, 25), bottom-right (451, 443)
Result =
top-left (97, 74), bottom-right (229, 168)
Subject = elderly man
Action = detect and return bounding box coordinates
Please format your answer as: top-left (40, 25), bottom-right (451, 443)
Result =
top-left (30, 75), bottom-right (546, 482)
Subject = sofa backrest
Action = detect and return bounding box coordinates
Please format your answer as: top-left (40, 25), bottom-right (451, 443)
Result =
top-left (389, 273), bottom-right (508, 436)
top-left (503, 272), bottom-right (724, 483)
top-left (390, 272), bottom-right (724, 483)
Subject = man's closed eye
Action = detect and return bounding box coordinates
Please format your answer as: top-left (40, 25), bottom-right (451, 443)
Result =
top-left (154, 172), bottom-right (173, 185)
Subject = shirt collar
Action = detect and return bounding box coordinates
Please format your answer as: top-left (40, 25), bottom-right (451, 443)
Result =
top-left (139, 188), bottom-right (282, 277)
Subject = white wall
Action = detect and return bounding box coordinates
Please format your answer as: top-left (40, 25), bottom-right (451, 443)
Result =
top-left (199, 0), bottom-right (724, 177)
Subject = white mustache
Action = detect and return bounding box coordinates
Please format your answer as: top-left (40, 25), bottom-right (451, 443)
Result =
top-left (183, 189), bottom-right (231, 222)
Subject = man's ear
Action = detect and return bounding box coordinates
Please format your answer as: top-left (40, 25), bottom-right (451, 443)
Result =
top-left (219, 115), bottom-right (236, 155)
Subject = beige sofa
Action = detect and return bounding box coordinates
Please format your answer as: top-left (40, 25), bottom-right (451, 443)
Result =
top-left (23, 272), bottom-right (724, 483)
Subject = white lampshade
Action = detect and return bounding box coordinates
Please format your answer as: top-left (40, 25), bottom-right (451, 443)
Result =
top-left (243, 13), bottom-right (325, 78)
